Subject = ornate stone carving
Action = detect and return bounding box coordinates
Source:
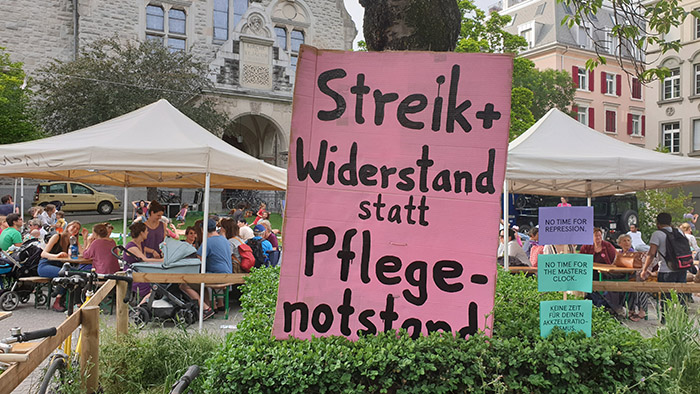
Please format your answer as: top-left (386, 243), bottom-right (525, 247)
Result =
top-left (242, 64), bottom-right (271, 88)
top-left (242, 13), bottom-right (270, 38)
top-left (666, 107), bottom-right (675, 116)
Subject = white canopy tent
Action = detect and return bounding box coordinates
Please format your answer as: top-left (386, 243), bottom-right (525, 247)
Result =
top-left (506, 108), bottom-right (700, 198)
top-left (502, 108), bottom-right (700, 268)
top-left (0, 99), bottom-right (287, 328)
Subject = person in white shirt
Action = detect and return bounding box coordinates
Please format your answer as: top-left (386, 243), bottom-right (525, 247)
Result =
top-left (497, 227), bottom-right (530, 266)
top-left (237, 218), bottom-right (254, 241)
top-left (626, 224), bottom-right (650, 252)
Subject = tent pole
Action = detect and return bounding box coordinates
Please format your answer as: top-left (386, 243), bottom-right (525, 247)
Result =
top-left (503, 180), bottom-right (509, 270)
top-left (198, 172), bottom-right (211, 331)
top-left (13, 179), bottom-right (17, 215)
top-left (20, 178), bottom-right (24, 221)
top-left (122, 187), bottom-right (128, 244)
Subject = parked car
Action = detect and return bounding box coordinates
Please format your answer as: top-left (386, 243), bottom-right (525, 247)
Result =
top-left (32, 181), bottom-right (122, 214)
top-left (508, 193), bottom-right (638, 245)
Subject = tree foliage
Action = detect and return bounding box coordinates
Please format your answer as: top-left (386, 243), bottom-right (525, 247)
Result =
top-left (512, 58), bottom-right (576, 120)
top-left (456, 2), bottom-right (575, 140)
top-left (0, 47), bottom-right (43, 144)
top-left (564, 0), bottom-right (700, 81)
top-left (456, 0), bottom-right (528, 54)
top-left (33, 38), bottom-right (228, 135)
top-left (636, 188), bottom-right (692, 242)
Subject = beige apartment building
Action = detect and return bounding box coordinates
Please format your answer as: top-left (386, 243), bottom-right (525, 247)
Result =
top-left (500, 0), bottom-right (646, 146)
top-left (644, 0), bottom-right (700, 156)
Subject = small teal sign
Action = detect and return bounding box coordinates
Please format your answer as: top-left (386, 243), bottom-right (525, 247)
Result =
top-left (540, 300), bottom-right (592, 337)
top-left (538, 254), bottom-right (593, 293)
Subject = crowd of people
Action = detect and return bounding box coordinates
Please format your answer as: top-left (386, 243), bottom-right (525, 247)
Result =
top-left (1, 195), bottom-right (281, 318)
top-left (498, 197), bottom-right (700, 322)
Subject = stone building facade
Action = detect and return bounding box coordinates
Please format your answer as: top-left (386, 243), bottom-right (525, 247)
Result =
top-left (1, 0), bottom-right (356, 168)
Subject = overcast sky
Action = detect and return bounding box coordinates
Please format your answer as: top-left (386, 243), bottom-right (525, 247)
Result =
top-left (343, 0), bottom-right (496, 49)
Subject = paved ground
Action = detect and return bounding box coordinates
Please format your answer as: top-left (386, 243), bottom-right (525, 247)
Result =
top-left (1, 293), bottom-right (243, 394)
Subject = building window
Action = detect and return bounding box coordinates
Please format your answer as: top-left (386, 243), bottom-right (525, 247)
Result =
top-left (696, 9), bottom-right (700, 39)
top-left (630, 114), bottom-right (641, 136)
top-left (632, 77), bottom-right (642, 99)
top-left (578, 68), bottom-right (588, 91)
top-left (520, 28), bottom-right (534, 48)
top-left (146, 5), bottom-right (164, 32)
top-left (662, 122), bottom-right (680, 153)
top-left (695, 64), bottom-right (700, 96)
top-left (578, 25), bottom-right (589, 48)
top-left (694, 119), bottom-right (700, 151)
top-left (213, 0), bottom-right (229, 40)
top-left (275, 27), bottom-right (287, 50)
top-left (233, 0), bottom-right (249, 27)
top-left (146, 4), bottom-right (187, 52)
top-left (276, 26), bottom-right (305, 71)
top-left (577, 105), bottom-right (588, 125)
top-left (663, 68), bottom-right (680, 100)
top-left (605, 73), bottom-right (615, 95)
top-left (605, 110), bottom-right (616, 133)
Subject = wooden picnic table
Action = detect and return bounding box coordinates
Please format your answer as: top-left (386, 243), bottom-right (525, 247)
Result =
top-left (53, 257), bottom-right (93, 264)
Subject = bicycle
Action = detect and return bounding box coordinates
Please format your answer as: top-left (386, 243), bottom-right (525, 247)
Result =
top-left (158, 189), bottom-right (182, 204)
top-left (37, 264), bottom-right (133, 394)
top-left (170, 365), bottom-right (201, 394)
top-left (0, 326), bottom-right (57, 370)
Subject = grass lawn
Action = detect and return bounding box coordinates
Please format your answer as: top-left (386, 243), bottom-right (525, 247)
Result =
top-left (82, 212), bottom-right (283, 245)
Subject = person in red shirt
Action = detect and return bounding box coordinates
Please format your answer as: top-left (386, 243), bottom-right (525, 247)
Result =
top-left (83, 223), bottom-right (120, 274)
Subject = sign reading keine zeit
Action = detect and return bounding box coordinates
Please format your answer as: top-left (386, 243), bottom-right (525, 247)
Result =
top-left (272, 46), bottom-right (513, 340)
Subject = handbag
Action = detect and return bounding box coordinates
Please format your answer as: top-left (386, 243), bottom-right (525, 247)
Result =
top-left (613, 251), bottom-right (643, 268)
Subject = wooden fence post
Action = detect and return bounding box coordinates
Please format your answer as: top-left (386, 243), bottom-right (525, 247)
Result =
top-left (116, 280), bottom-right (128, 338)
top-left (80, 306), bottom-right (100, 394)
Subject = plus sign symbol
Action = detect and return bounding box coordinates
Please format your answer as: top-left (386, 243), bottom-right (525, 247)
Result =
top-left (476, 103), bottom-right (501, 129)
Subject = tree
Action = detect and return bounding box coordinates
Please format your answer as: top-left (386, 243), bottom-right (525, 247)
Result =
top-left (512, 58), bottom-right (576, 120)
top-left (456, 0), bottom-right (528, 54)
top-left (0, 47), bottom-right (43, 144)
top-left (359, 0), bottom-right (461, 51)
top-left (456, 1), bottom-right (575, 140)
top-left (564, 0), bottom-right (700, 81)
top-left (33, 38), bottom-right (228, 136)
top-left (636, 188), bottom-right (692, 242)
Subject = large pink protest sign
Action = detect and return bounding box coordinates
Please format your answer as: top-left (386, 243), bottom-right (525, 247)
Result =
top-left (272, 46), bottom-right (513, 340)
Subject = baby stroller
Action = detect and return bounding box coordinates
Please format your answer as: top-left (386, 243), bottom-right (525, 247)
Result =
top-left (122, 238), bottom-right (201, 327)
top-left (0, 239), bottom-right (44, 311)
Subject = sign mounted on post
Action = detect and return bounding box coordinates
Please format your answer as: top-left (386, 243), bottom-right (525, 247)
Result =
top-left (538, 206), bottom-right (594, 245)
top-left (272, 47), bottom-right (513, 340)
top-left (537, 254), bottom-right (593, 293)
top-left (540, 300), bottom-right (592, 337)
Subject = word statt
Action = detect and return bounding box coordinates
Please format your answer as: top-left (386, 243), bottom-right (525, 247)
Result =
top-left (272, 47), bottom-right (513, 340)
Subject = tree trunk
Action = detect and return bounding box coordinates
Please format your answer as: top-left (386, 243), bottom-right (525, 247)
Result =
top-left (360, 0), bottom-right (461, 52)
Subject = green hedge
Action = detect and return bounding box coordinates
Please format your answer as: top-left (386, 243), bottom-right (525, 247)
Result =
top-left (202, 267), bottom-right (671, 393)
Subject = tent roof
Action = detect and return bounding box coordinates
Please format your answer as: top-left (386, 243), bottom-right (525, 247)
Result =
top-left (0, 100), bottom-right (286, 190)
top-left (506, 108), bottom-right (700, 197)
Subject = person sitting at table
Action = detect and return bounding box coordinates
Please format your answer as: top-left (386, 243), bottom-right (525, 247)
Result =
top-left (580, 228), bottom-right (617, 265)
top-left (39, 204), bottom-right (58, 229)
top-left (82, 223), bottom-right (120, 274)
top-left (526, 227), bottom-right (545, 267)
top-left (627, 224), bottom-right (650, 252)
top-left (141, 200), bottom-right (167, 259)
top-left (39, 221), bottom-right (91, 312)
top-left (616, 234), bottom-right (649, 321)
top-left (178, 219), bottom-right (230, 319)
top-left (237, 218), bottom-right (254, 241)
top-left (122, 222), bottom-right (163, 301)
top-left (258, 220), bottom-right (279, 251)
top-left (497, 228), bottom-right (529, 266)
top-left (219, 218), bottom-right (244, 273)
top-left (679, 223), bottom-right (699, 257)
top-left (581, 228), bottom-right (624, 316)
top-left (183, 226), bottom-right (198, 247)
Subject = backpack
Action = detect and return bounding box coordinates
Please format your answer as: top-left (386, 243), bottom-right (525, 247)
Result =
top-left (246, 238), bottom-right (268, 268)
top-left (659, 228), bottom-right (694, 271)
top-left (231, 237), bottom-right (255, 272)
